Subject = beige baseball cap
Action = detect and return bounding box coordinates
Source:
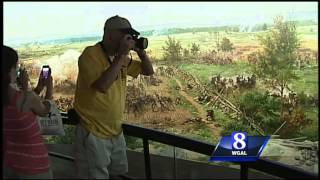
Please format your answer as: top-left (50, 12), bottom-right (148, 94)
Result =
top-left (104, 15), bottom-right (140, 36)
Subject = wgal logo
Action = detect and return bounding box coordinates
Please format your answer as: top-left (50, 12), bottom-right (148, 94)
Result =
top-left (231, 132), bottom-right (248, 156)
top-left (209, 132), bottom-right (270, 162)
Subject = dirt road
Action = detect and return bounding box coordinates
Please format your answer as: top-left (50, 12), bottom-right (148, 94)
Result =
top-left (174, 78), bottom-right (221, 137)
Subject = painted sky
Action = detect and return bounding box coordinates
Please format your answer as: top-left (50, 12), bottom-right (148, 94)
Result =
top-left (3, 1), bottom-right (318, 44)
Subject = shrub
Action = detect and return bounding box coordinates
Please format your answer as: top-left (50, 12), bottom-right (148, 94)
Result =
top-left (221, 120), bottom-right (257, 136)
top-left (162, 36), bottom-right (183, 63)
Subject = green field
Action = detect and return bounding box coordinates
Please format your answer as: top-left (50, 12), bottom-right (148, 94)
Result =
top-left (178, 62), bottom-right (318, 96)
top-left (15, 23), bottom-right (318, 100)
top-left (16, 24), bottom-right (317, 63)
top-left (292, 66), bottom-right (319, 95)
top-left (146, 24), bottom-right (318, 59)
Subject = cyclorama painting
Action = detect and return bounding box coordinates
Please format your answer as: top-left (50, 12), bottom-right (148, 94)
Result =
top-left (4, 2), bottom-right (318, 174)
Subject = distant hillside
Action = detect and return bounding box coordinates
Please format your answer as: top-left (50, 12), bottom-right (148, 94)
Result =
top-left (42, 36), bottom-right (101, 45)
top-left (140, 19), bottom-right (317, 37)
top-left (11, 19), bottom-right (317, 47)
top-left (293, 19), bottom-right (318, 26)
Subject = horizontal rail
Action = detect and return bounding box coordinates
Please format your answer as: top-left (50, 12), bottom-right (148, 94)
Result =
top-left (58, 112), bottom-right (317, 179)
top-left (121, 123), bottom-right (317, 179)
top-left (122, 123), bottom-right (216, 156)
top-left (49, 151), bottom-right (74, 161)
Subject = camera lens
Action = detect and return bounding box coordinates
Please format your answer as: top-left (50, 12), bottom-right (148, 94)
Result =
top-left (136, 37), bottom-right (148, 49)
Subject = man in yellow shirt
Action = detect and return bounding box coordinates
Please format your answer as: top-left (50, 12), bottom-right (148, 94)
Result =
top-left (74, 15), bottom-right (154, 179)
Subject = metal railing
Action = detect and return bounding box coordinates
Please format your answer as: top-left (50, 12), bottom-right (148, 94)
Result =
top-left (48, 112), bottom-right (318, 179)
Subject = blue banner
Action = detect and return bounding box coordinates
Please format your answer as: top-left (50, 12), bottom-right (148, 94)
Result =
top-left (209, 132), bottom-right (270, 162)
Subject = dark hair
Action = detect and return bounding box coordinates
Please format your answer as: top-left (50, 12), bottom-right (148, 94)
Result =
top-left (2, 46), bottom-right (18, 108)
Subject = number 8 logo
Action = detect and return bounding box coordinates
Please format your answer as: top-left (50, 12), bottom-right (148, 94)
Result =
top-left (233, 133), bottom-right (246, 150)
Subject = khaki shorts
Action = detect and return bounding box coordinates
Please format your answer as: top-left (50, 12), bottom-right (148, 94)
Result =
top-left (74, 123), bottom-right (128, 179)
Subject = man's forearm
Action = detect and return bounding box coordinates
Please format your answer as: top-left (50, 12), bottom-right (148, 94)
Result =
top-left (138, 51), bottom-right (154, 76)
top-left (92, 55), bottom-right (126, 93)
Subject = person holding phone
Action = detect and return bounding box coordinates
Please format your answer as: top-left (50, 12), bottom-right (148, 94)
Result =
top-left (73, 15), bottom-right (154, 179)
top-left (3, 46), bottom-right (54, 179)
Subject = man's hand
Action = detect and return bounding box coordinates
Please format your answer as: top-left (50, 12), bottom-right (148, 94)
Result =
top-left (134, 47), bottom-right (154, 76)
top-left (117, 34), bottom-right (135, 56)
top-left (134, 48), bottom-right (147, 60)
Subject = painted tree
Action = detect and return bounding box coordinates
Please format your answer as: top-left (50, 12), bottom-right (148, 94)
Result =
top-left (262, 23), bottom-right (268, 31)
top-left (190, 42), bottom-right (200, 56)
top-left (254, 16), bottom-right (300, 99)
top-left (253, 16), bottom-right (301, 124)
top-left (218, 37), bottom-right (234, 52)
top-left (162, 36), bottom-right (183, 63)
top-left (183, 48), bottom-right (190, 57)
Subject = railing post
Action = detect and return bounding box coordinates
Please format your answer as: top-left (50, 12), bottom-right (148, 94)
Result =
top-left (173, 146), bottom-right (177, 179)
top-left (143, 138), bottom-right (152, 179)
top-left (240, 163), bottom-right (249, 179)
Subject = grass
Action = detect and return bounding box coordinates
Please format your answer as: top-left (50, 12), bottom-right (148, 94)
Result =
top-left (147, 24), bottom-right (317, 59)
top-left (292, 66), bottom-right (318, 95)
top-left (305, 107), bottom-right (319, 121)
top-left (302, 107), bottom-right (319, 141)
top-left (186, 122), bottom-right (215, 144)
top-left (17, 40), bottom-right (97, 60)
top-left (169, 78), bottom-right (199, 116)
top-left (299, 120), bottom-right (319, 141)
top-left (214, 109), bottom-right (233, 124)
top-left (178, 62), bottom-right (318, 96)
top-left (297, 25), bottom-right (318, 36)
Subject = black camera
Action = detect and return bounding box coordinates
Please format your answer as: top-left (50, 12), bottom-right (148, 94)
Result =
top-left (133, 36), bottom-right (148, 50)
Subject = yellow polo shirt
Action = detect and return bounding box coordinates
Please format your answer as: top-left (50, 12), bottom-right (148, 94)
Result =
top-left (74, 42), bottom-right (142, 138)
